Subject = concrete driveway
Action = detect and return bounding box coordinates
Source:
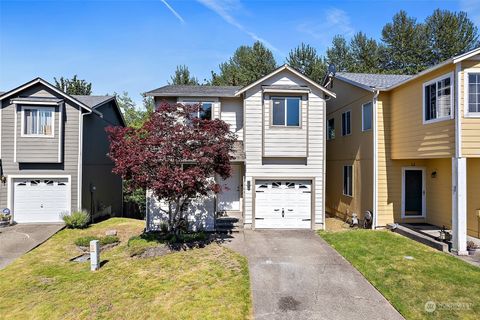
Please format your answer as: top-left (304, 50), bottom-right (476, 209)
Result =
top-left (0, 224), bottom-right (64, 269)
top-left (227, 230), bottom-right (404, 320)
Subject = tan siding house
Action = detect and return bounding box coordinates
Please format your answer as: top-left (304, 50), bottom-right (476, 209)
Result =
top-left (327, 47), bottom-right (480, 255)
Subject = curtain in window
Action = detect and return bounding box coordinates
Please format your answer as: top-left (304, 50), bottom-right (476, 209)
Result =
top-left (39, 110), bottom-right (52, 135)
top-left (24, 109), bottom-right (37, 135)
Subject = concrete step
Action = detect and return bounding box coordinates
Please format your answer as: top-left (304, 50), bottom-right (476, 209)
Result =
top-left (387, 223), bottom-right (450, 252)
top-left (215, 213), bottom-right (244, 233)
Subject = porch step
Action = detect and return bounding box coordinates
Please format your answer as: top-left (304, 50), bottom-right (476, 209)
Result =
top-left (387, 223), bottom-right (450, 252)
top-left (215, 213), bottom-right (244, 233)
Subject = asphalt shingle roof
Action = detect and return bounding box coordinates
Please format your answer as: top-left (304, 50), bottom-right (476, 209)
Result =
top-left (336, 72), bottom-right (413, 90)
top-left (72, 95), bottom-right (114, 108)
top-left (146, 85), bottom-right (242, 97)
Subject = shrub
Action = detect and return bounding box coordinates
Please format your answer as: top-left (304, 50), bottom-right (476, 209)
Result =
top-left (101, 235), bottom-right (120, 245)
top-left (0, 214), bottom-right (10, 222)
top-left (74, 235), bottom-right (120, 247)
top-left (62, 210), bottom-right (90, 229)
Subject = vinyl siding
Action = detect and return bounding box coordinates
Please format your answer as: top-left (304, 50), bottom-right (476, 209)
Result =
top-left (467, 158), bottom-right (480, 237)
top-left (460, 59), bottom-right (480, 157)
top-left (0, 83), bottom-right (81, 213)
top-left (326, 79), bottom-right (374, 221)
top-left (243, 70), bottom-right (325, 227)
top-left (390, 64), bottom-right (456, 159)
top-left (219, 97), bottom-right (243, 141)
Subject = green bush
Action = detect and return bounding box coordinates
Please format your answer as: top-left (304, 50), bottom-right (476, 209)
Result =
top-left (74, 235), bottom-right (120, 247)
top-left (62, 210), bottom-right (90, 229)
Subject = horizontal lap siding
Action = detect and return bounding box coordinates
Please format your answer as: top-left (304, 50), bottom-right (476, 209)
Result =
top-left (219, 98), bottom-right (243, 141)
top-left (461, 60), bottom-right (480, 157)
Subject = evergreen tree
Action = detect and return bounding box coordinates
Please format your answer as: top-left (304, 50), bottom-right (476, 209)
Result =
top-left (286, 43), bottom-right (326, 83)
top-left (169, 65), bottom-right (199, 85)
top-left (350, 32), bottom-right (382, 73)
top-left (425, 9), bottom-right (479, 65)
top-left (326, 35), bottom-right (354, 72)
top-left (54, 75), bottom-right (92, 95)
top-left (211, 41), bottom-right (277, 86)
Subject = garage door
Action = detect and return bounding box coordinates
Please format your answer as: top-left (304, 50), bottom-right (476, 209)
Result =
top-left (13, 178), bottom-right (69, 223)
top-left (255, 180), bottom-right (311, 229)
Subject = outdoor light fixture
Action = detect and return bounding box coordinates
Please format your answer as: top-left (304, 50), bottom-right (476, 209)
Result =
top-left (431, 170), bottom-right (437, 179)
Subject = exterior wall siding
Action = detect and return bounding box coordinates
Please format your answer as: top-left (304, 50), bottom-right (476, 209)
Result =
top-left (219, 97), bottom-right (243, 141)
top-left (467, 158), bottom-right (480, 237)
top-left (243, 70), bottom-right (325, 228)
top-left (0, 83), bottom-right (80, 214)
top-left (460, 60), bottom-right (480, 157)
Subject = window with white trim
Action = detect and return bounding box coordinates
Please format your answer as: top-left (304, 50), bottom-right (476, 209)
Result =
top-left (423, 74), bottom-right (452, 122)
top-left (341, 111), bottom-right (351, 136)
top-left (343, 165), bottom-right (353, 197)
top-left (467, 73), bottom-right (480, 114)
top-left (272, 97), bottom-right (301, 127)
top-left (22, 107), bottom-right (54, 136)
top-left (362, 102), bottom-right (372, 131)
top-left (184, 102), bottom-right (213, 120)
top-left (327, 118), bottom-right (335, 140)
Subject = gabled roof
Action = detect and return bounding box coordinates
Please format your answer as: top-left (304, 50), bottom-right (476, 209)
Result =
top-left (146, 85), bottom-right (241, 97)
top-left (336, 72), bottom-right (412, 91)
top-left (336, 46), bottom-right (480, 92)
top-left (72, 95), bottom-right (115, 108)
top-left (0, 77), bottom-right (102, 116)
top-left (235, 64), bottom-right (336, 98)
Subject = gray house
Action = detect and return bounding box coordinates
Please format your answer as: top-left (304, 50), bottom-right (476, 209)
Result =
top-left (0, 78), bottom-right (125, 223)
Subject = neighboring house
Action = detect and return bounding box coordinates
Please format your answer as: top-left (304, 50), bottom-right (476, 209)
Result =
top-left (0, 78), bottom-right (125, 223)
top-left (326, 47), bottom-right (480, 255)
top-left (146, 65), bottom-right (336, 231)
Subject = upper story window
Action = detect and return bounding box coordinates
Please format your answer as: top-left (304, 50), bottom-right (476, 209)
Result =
top-left (22, 107), bottom-right (54, 137)
top-left (423, 73), bottom-right (453, 123)
top-left (327, 118), bottom-right (335, 140)
top-left (342, 110), bottom-right (351, 136)
top-left (467, 72), bottom-right (480, 115)
top-left (272, 97), bottom-right (301, 127)
top-left (362, 102), bottom-right (372, 131)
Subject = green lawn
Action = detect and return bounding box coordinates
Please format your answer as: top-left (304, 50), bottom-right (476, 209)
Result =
top-left (0, 218), bottom-right (251, 320)
top-left (320, 230), bottom-right (480, 320)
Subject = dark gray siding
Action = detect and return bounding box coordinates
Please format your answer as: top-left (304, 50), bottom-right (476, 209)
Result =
top-left (0, 83), bottom-right (80, 212)
top-left (82, 101), bottom-right (123, 218)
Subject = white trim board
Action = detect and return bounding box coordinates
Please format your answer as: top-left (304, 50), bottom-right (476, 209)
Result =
top-left (422, 72), bottom-right (455, 125)
top-left (401, 167), bottom-right (427, 219)
top-left (463, 67), bottom-right (480, 118)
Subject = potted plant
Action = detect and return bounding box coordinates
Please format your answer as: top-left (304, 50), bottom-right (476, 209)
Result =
top-left (467, 241), bottom-right (480, 255)
top-left (0, 213), bottom-right (11, 227)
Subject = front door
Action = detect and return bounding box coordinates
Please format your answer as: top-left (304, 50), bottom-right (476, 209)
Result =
top-left (402, 168), bottom-right (425, 218)
top-left (217, 164), bottom-right (241, 212)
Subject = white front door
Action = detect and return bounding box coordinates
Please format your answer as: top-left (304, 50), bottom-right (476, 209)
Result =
top-left (217, 164), bottom-right (241, 212)
top-left (255, 180), bottom-right (311, 229)
top-left (13, 178), bottom-right (69, 223)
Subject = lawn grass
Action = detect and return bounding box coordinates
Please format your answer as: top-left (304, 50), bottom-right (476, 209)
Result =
top-left (0, 218), bottom-right (251, 320)
top-left (319, 230), bottom-right (480, 320)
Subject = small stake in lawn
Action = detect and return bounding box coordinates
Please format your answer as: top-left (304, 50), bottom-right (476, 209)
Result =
top-left (90, 240), bottom-right (100, 271)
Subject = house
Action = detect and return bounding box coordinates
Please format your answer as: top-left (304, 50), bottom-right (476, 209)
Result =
top-left (0, 78), bottom-right (125, 223)
top-left (145, 65), bottom-right (336, 231)
top-left (326, 47), bottom-right (480, 255)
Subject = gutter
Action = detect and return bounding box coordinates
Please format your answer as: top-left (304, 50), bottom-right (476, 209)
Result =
top-left (372, 89), bottom-right (380, 229)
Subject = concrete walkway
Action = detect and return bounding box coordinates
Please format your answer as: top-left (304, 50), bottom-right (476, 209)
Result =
top-left (226, 230), bottom-right (404, 320)
top-left (0, 224), bottom-right (64, 269)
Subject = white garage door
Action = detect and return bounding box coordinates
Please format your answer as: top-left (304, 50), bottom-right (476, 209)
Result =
top-left (255, 180), bottom-right (311, 229)
top-left (13, 178), bottom-right (69, 223)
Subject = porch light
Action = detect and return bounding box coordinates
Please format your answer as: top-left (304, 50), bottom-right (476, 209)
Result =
top-left (431, 170), bottom-right (437, 179)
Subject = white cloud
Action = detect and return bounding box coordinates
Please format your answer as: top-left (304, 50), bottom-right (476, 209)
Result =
top-left (460, 0), bottom-right (480, 26)
top-left (160, 0), bottom-right (185, 24)
top-left (196, 0), bottom-right (280, 53)
top-left (297, 8), bottom-right (354, 48)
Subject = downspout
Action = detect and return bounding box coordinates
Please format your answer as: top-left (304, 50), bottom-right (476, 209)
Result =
top-left (372, 89), bottom-right (380, 229)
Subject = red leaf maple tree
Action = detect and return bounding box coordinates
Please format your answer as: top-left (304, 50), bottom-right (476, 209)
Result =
top-left (107, 102), bottom-right (237, 231)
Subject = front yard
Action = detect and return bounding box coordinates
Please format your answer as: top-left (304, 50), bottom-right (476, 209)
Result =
top-left (0, 218), bottom-right (251, 320)
top-left (320, 229), bottom-right (480, 320)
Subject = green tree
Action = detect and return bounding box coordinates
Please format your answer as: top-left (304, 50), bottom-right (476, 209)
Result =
top-left (115, 92), bottom-right (153, 129)
top-left (425, 9), bottom-right (479, 65)
top-left (169, 65), bottom-right (199, 85)
top-left (286, 43), bottom-right (326, 83)
top-left (350, 32), bottom-right (382, 73)
top-left (326, 35), bottom-right (354, 72)
top-left (54, 75), bottom-right (92, 95)
top-left (381, 10), bottom-right (430, 74)
top-left (211, 41), bottom-right (277, 86)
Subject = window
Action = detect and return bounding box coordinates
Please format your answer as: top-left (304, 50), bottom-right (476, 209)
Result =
top-left (343, 165), bottom-right (353, 197)
top-left (22, 107), bottom-right (54, 137)
top-left (327, 118), bottom-right (335, 140)
top-left (185, 102), bottom-right (213, 120)
top-left (341, 111), bottom-right (351, 136)
top-left (272, 97), bottom-right (300, 127)
top-left (362, 102), bottom-right (372, 131)
top-left (467, 73), bottom-right (480, 114)
top-left (423, 74), bottom-right (452, 123)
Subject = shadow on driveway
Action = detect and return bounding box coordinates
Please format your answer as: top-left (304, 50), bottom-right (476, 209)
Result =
top-left (0, 224), bottom-right (64, 269)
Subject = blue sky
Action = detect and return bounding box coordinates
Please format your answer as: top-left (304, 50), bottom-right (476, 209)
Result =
top-left (1, 0), bottom-right (479, 105)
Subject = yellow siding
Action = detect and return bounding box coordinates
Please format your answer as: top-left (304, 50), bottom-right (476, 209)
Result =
top-left (390, 65), bottom-right (455, 159)
top-left (467, 158), bottom-right (480, 237)
top-left (326, 80), bottom-right (374, 221)
top-left (461, 60), bottom-right (480, 157)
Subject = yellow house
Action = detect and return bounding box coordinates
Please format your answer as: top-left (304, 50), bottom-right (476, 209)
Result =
top-left (326, 47), bottom-right (480, 255)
